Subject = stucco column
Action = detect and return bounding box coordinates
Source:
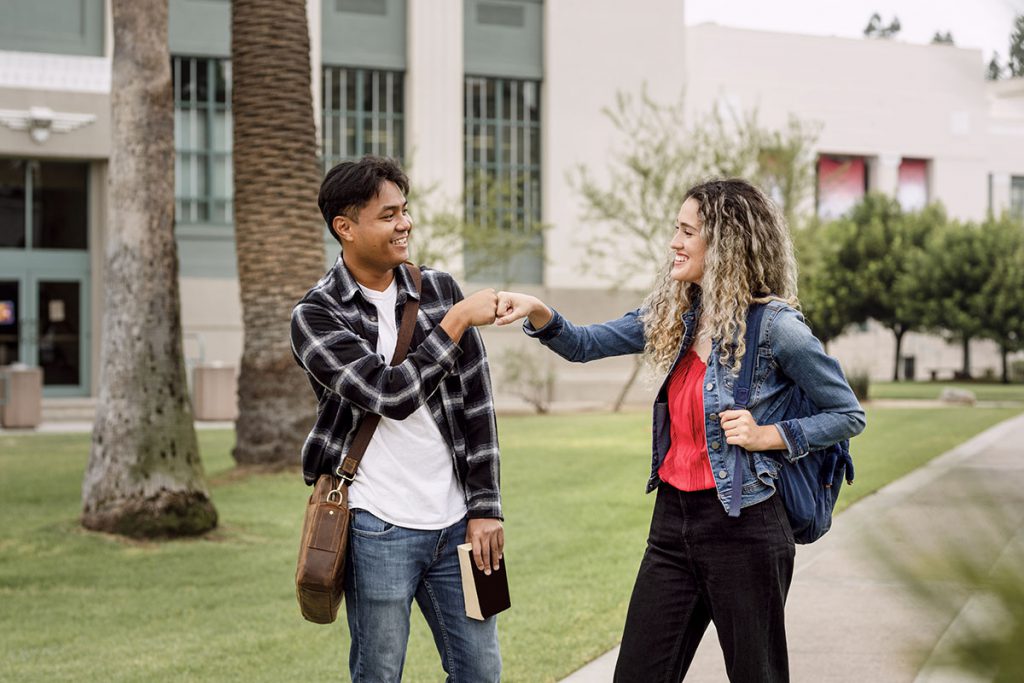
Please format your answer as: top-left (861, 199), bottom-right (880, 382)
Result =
top-left (307, 0), bottom-right (322, 140)
top-left (990, 172), bottom-right (1011, 216)
top-left (872, 153), bottom-right (900, 197)
top-left (406, 0), bottom-right (464, 274)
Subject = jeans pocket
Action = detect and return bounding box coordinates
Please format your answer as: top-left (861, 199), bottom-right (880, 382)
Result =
top-left (350, 509), bottom-right (396, 537)
top-left (768, 494), bottom-right (795, 546)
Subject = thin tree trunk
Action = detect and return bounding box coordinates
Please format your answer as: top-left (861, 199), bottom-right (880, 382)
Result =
top-left (82, 0), bottom-right (216, 537)
top-left (892, 326), bottom-right (905, 382)
top-left (613, 356), bottom-right (643, 413)
top-left (1001, 344), bottom-right (1010, 384)
top-left (961, 336), bottom-right (972, 379)
top-left (231, 0), bottom-right (326, 465)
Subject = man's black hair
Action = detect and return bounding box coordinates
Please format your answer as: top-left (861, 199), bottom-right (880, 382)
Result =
top-left (318, 156), bottom-right (410, 245)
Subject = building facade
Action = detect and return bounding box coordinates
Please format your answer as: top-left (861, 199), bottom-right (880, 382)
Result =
top-left (0, 0), bottom-right (1020, 413)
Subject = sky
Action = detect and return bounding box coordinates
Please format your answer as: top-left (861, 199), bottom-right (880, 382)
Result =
top-left (685, 0), bottom-right (1023, 64)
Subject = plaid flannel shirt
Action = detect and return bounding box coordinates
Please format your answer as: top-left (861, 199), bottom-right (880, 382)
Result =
top-left (290, 256), bottom-right (502, 520)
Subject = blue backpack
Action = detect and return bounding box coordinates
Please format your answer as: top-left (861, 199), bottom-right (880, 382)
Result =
top-left (726, 304), bottom-right (854, 544)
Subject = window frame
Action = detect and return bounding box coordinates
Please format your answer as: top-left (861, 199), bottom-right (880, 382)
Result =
top-left (321, 66), bottom-right (406, 170)
top-left (172, 55), bottom-right (233, 231)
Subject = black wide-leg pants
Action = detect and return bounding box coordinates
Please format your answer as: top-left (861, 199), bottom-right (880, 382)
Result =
top-left (613, 484), bottom-right (796, 683)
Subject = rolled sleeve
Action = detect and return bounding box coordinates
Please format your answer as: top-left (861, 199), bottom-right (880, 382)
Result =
top-left (774, 420), bottom-right (810, 462)
top-left (767, 306), bottom-right (867, 455)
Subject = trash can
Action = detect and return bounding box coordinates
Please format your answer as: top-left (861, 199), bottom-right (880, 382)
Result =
top-left (192, 363), bottom-right (238, 421)
top-left (1, 363), bottom-right (43, 429)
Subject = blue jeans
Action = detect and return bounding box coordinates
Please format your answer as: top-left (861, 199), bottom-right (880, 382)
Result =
top-left (344, 510), bottom-right (502, 682)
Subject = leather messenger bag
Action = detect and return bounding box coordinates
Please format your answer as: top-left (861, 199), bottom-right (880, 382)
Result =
top-left (295, 263), bottom-right (422, 624)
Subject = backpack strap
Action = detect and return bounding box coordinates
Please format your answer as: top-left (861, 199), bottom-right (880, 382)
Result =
top-left (726, 304), bottom-right (768, 517)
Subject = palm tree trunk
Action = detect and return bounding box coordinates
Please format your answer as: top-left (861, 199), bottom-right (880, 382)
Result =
top-left (231, 0), bottom-right (326, 465)
top-left (82, 0), bottom-right (216, 537)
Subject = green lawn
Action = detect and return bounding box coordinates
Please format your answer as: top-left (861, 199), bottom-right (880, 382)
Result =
top-left (1, 406), bottom-right (1020, 682)
top-left (871, 381), bottom-right (1024, 403)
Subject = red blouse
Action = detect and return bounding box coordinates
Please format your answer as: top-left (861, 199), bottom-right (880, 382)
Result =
top-left (658, 349), bottom-right (715, 491)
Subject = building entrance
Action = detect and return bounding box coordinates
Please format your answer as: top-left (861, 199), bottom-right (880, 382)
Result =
top-left (0, 159), bottom-right (91, 396)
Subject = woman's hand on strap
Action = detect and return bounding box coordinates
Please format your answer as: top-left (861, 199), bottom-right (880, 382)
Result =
top-left (719, 409), bottom-right (786, 451)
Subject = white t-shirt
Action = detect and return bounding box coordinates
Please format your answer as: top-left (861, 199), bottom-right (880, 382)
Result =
top-left (348, 280), bottom-right (467, 529)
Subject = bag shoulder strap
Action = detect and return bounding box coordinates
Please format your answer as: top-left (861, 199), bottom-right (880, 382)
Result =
top-left (336, 263), bottom-right (422, 484)
top-left (727, 303), bottom-right (769, 517)
top-left (733, 304), bottom-right (769, 409)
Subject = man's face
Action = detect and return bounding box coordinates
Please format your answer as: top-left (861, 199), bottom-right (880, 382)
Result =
top-left (335, 180), bottom-right (412, 273)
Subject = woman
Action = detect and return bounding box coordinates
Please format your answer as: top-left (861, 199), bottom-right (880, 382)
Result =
top-left (495, 178), bottom-right (865, 682)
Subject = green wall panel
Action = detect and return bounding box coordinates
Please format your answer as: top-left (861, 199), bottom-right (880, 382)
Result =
top-left (169, 0), bottom-right (230, 58)
top-left (0, 0), bottom-right (105, 57)
top-left (464, 0), bottom-right (542, 80)
top-left (176, 228), bottom-right (237, 278)
top-left (322, 0), bottom-right (406, 69)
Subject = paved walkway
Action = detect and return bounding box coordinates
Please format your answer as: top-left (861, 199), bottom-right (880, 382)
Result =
top-left (560, 411), bottom-right (1024, 682)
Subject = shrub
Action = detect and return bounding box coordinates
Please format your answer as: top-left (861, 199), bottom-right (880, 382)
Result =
top-left (847, 370), bottom-right (870, 401)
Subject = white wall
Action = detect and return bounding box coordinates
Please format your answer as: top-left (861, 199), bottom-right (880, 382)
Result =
top-left (684, 24), bottom-right (994, 220)
top-left (406, 0), bottom-right (464, 275)
top-left (542, 0), bottom-right (687, 290)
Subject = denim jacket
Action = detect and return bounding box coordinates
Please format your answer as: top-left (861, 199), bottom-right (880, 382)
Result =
top-left (525, 302), bottom-right (866, 513)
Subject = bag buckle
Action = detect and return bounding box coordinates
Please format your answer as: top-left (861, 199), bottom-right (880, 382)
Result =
top-left (334, 464), bottom-right (356, 485)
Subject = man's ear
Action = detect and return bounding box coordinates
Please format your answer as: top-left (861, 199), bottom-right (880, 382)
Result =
top-left (332, 215), bottom-right (354, 243)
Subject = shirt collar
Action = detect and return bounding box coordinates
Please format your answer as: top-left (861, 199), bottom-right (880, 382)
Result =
top-left (332, 253), bottom-right (420, 304)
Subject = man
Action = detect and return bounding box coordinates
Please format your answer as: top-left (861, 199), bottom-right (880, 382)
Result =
top-left (291, 156), bottom-right (504, 682)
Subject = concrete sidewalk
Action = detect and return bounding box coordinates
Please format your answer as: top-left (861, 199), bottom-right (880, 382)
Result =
top-left (561, 411), bottom-right (1024, 682)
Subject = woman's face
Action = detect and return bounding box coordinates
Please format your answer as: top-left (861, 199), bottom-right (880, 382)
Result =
top-left (669, 197), bottom-right (707, 284)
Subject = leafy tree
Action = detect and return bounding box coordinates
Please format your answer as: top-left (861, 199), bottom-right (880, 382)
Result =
top-left (901, 219), bottom-right (991, 379)
top-left (864, 13), bottom-right (882, 37)
top-left (82, 0), bottom-right (216, 537)
top-left (1010, 14), bottom-right (1024, 77)
top-left (865, 13), bottom-right (901, 39)
top-left (231, 0), bottom-right (326, 466)
top-left (979, 216), bottom-right (1024, 383)
top-left (571, 87), bottom-right (819, 409)
top-left (931, 31), bottom-right (954, 45)
top-left (411, 173), bottom-right (546, 287)
top-left (817, 196), bottom-right (937, 380)
top-left (792, 218), bottom-right (855, 349)
top-left (988, 52), bottom-right (1004, 81)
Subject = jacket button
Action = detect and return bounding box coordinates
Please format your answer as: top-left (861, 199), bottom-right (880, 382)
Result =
top-left (709, 413), bottom-right (719, 421)
top-left (705, 383), bottom-right (714, 391)
top-left (369, 315), bottom-right (377, 322)
top-left (711, 440), bottom-right (721, 450)
top-left (718, 470), bottom-right (728, 479)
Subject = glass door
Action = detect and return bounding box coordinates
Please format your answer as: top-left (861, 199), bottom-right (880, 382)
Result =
top-left (0, 159), bottom-right (91, 396)
top-left (34, 276), bottom-right (87, 391)
top-left (0, 279), bottom-right (21, 366)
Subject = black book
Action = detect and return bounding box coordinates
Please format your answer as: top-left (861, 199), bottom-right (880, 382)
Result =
top-left (457, 543), bottom-right (511, 620)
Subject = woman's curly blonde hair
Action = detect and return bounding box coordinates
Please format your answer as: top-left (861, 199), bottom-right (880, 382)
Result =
top-left (641, 178), bottom-right (799, 374)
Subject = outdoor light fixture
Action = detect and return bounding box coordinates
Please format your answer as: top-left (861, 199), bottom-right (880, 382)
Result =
top-left (0, 106), bottom-right (95, 144)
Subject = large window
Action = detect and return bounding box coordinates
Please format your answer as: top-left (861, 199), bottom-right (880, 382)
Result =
top-left (173, 56), bottom-right (232, 225)
top-left (0, 160), bottom-right (88, 250)
top-left (816, 155), bottom-right (868, 220)
top-left (464, 76), bottom-right (542, 283)
top-left (1012, 176), bottom-right (1024, 221)
top-left (322, 67), bottom-right (405, 169)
